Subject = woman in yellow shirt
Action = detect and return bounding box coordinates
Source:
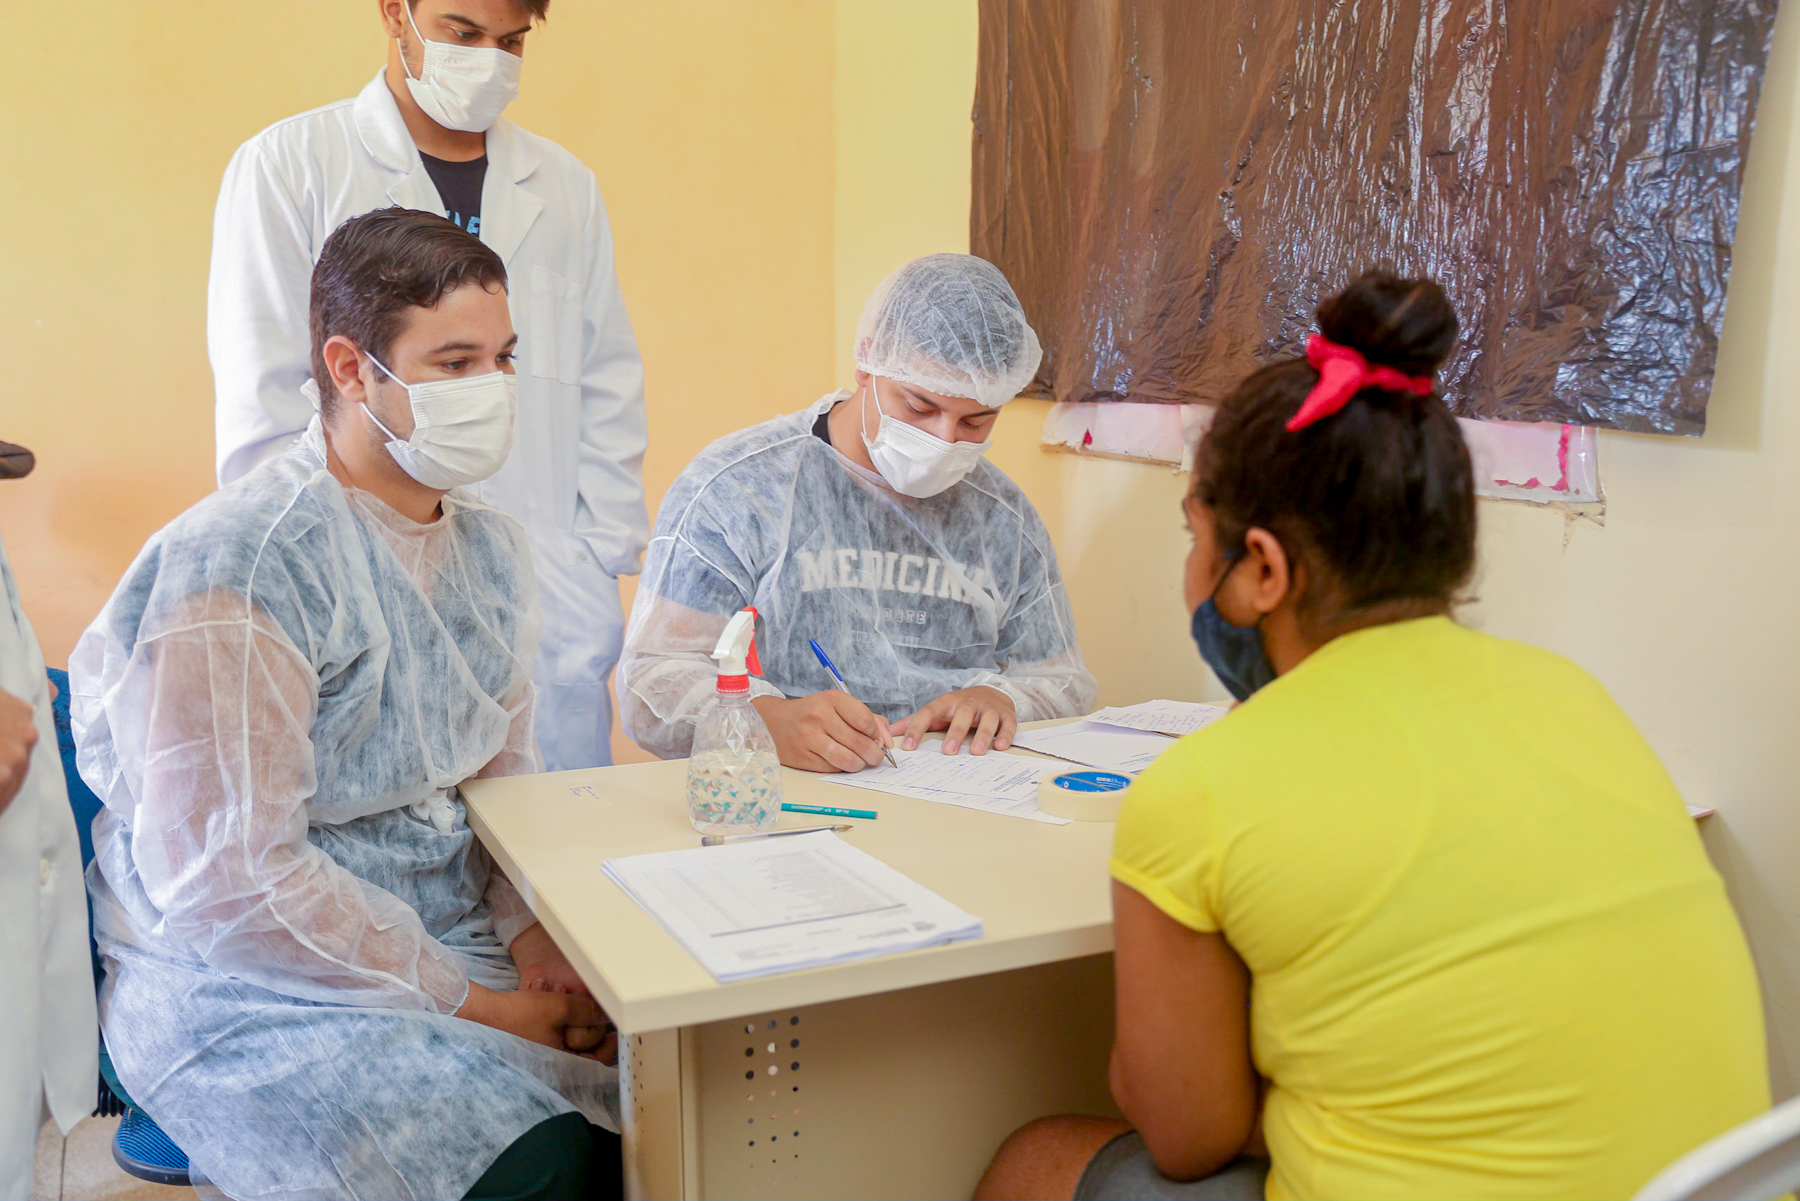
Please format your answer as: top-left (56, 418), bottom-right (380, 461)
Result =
top-left (977, 273), bottom-right (1768, 1201)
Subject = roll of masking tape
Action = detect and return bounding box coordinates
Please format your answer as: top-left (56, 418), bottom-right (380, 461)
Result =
top-left (1037, 769), bottom-right (1133, 822)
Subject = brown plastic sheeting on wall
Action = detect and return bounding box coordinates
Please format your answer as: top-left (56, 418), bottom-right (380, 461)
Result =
top-left (971, 0), bottom-right (1778, 435)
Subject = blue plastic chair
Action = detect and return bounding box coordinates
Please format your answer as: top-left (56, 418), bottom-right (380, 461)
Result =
top-left (47, 667), bottom-right (193, 1187)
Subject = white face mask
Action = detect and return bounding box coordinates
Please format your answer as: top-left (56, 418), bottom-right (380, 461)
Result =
top-left (398, 4), bottom-right (523, 133)
top-left (362, 352), bottom-right (517, 489)
top-left (858, 376), bottom-right (992, 499)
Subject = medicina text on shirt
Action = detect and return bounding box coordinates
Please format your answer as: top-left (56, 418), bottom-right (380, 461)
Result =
top-left (617, 391), bottom-right (1097, 760)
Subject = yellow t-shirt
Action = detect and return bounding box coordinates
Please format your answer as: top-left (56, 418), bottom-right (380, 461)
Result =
top-left (1112, 617), bottom-right (1768, 1201)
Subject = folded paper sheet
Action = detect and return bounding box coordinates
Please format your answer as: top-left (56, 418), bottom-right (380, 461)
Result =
top-left (1012, 721), bottom-right (1176, 775)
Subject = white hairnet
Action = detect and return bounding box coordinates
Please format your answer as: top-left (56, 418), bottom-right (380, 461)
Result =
top-left (854, 254), bottom-right (1043, 407)
top-left (618, 392), bottom-right (1096, 760)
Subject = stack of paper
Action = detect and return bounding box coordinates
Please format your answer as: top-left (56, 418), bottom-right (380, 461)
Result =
top-left (1011, 700), bottom-right (1231, 775)
top-left (1010, 721), bottom-right (1174, 774)
top-left (603, 832), bottom-right (982, 982)
top-left (1086, 699), bottom-right (1230, 737)
top-left (823, 746), bottom-right (1071, 824)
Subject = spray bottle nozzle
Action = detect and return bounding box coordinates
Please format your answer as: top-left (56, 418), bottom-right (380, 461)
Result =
top-left (711, 606), bottom-right (762, 694)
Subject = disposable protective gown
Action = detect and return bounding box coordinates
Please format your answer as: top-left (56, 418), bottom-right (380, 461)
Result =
top-left (619, 392), bottom-right (1098, 760)
top-left (70, 421), bottom-right (615, 1201)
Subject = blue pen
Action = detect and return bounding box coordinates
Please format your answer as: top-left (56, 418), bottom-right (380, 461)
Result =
top-left (809, 639), bottom-right (900, 769)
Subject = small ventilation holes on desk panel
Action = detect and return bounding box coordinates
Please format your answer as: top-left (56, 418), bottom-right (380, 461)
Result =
top-left (740, 1011), bottom-right (803, 1193)
top-left (629, 1034), bottom-right (647, 1132)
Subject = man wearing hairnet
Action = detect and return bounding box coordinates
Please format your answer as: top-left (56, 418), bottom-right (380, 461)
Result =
top-left (71, 210), bottom-right (621, 1201)
top-left (619, 254), bottom-right (1097, 771)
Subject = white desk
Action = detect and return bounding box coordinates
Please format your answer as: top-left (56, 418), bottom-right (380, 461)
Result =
top-left (461, 724), bottom-right (1122, 1200)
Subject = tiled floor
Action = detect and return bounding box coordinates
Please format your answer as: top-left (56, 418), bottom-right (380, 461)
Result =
top-left (32, 1118), bottom-right (197, 1201)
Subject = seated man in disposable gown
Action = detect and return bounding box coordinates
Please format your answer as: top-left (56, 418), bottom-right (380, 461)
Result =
top-left (72, 209), bottom-right (621, 1201)
top-left (620, 254), bottom-right (1097, 771)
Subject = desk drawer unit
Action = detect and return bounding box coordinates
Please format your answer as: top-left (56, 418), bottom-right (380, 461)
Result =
top-left (622, 953), bottom-right (1119, 1200)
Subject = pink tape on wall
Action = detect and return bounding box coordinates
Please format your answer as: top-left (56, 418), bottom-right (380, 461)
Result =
top-left (1040, 402), bottom-right (1601, 504)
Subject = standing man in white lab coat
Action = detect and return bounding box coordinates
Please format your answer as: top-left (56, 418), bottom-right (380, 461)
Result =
top-left (210, 0), bottom-right (648, 769)
top-left (0, 443), bottom-right (97, 1199)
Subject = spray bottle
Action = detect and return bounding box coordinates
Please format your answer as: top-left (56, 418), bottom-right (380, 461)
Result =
top-left (685, 606), bottom-right (783, 834)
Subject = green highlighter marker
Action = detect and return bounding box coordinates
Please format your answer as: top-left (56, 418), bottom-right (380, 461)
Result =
top-left (782, 802), bottom-right (878, 821)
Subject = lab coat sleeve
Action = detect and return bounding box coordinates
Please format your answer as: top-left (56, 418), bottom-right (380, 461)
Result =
top-left (572, 173), bottom-right (651, 577)
top-left (0, 533), bottom-right (97, 1148)
top-left (978, 510), bottom-right (1098, 721)
top-left (209, 139), bottom-right (317, 486)
top-left (121, 591), bottom-right (471, 1014)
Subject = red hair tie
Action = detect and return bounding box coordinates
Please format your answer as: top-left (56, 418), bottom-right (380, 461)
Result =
top-left (1286, 334), bottom-right (1435, 432)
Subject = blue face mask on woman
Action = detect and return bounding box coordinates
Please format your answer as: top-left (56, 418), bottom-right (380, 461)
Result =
top-left (1190, 556), bottom-right (1276, 701)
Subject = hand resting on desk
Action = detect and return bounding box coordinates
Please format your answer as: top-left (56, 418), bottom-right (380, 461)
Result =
top-left (896, 685), bottom-right (1016, 756)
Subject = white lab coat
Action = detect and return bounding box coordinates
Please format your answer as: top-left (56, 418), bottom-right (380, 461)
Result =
top-left (209, 71), bottom-right (649, 770)
top-left (0, 532), bottom-right (96, 1199)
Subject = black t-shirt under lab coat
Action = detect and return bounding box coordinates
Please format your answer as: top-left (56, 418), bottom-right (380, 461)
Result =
top-left (420, 152), bottom-right (487, 236)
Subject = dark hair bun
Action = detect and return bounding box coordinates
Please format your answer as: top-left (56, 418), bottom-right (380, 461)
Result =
top-left (1315, 271), bottom-right (1457, 376)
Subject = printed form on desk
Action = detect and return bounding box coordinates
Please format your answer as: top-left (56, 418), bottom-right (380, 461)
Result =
top-left (1086, 699), bottom-right (1231, 737)
top-left (1011, 722), bottom-right (1174, 775)
top-left (1011, 701), bottom-right (1232, 775)
top-left (822, 746), bottom-right (1071, 824)
top-left (603, 832), bottom-right (982, 982)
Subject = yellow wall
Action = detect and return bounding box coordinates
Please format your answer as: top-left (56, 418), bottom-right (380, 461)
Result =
top-left (0, 1), bottom-right (838, 769)
top-left (514, 1), bottom-right (839, 759)
top-left (0, 5), bottom-right (382, 668)
top-left (834, 1), bottom-right (1800, 1097)
top-left (832, 0), bottom-right (981, 374)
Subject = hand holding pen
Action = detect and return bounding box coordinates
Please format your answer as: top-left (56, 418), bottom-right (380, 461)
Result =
top-left (751, 691), bottom-right (893, 774)
top-left (809, 640), bottom-right (900, 768)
